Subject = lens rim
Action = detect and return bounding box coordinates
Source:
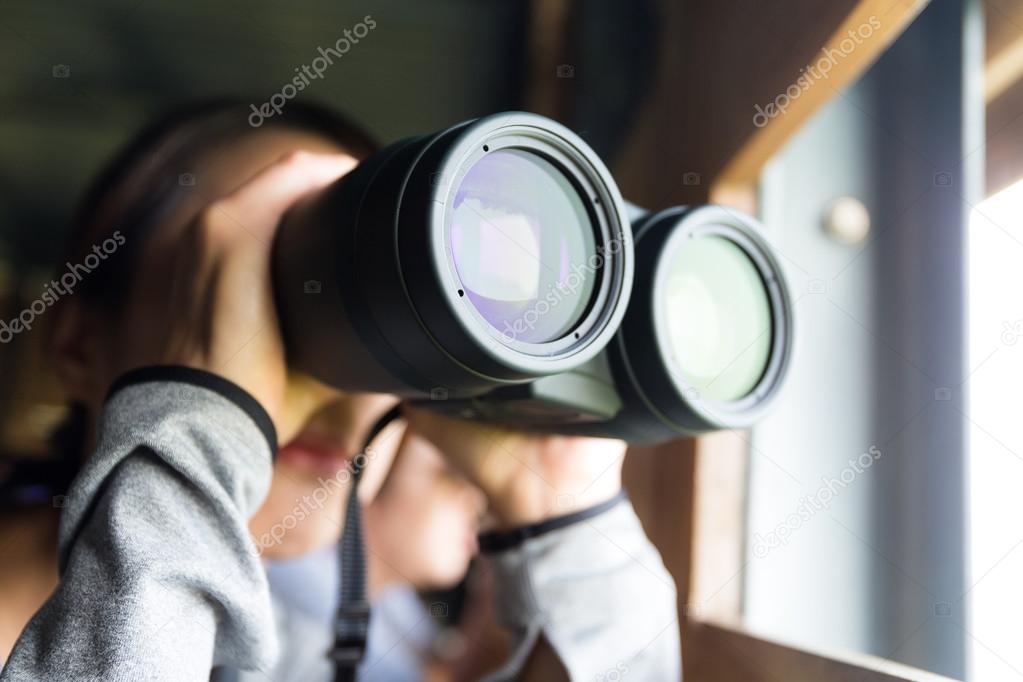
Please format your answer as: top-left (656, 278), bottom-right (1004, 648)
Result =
top-left (619, 205), bottom-right (793, 431)
top-left (422, 113), bottom-right (633, 378)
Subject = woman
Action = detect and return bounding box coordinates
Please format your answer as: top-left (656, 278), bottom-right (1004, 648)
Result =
top-left (0, 100), bottom-right (399, 669)
top-left (0, 100), bottom-right (679, 681)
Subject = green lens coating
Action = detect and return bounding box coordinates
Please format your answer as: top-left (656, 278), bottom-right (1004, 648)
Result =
top-left (663, 234), bottom-right (772, 402)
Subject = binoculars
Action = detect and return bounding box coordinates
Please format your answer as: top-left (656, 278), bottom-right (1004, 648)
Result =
top-left (275, 112), bottom-right (793, 443)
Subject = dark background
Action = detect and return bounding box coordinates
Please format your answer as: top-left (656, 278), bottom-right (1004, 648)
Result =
top-left (0, 0), bottom-right (659, 270)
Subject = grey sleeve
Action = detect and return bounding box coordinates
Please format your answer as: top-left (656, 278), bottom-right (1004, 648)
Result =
top-left (482, 497), bottom-right (682, 681)
top-left (1, 368), bottom-right (278, 682)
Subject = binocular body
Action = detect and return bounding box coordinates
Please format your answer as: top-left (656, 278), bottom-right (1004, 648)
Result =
top-left (275, 112), bottom-right (793, 443)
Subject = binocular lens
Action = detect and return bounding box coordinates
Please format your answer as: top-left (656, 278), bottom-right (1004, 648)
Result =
top-left (422, 204), bottom-right (794, 443)
top-left (449, 149), bottom-right (597, 344)
top-left (613, 205), bottom-right (792, 438)
top-left (275, 112), bottom-right (632, 397)
top-left (275, 111), bottom-right (790, 442)
top-left (664, 234), bottom-right (773, 402)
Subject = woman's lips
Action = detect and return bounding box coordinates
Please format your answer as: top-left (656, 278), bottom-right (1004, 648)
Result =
top-left (276, 439), bottom-right (351, 476)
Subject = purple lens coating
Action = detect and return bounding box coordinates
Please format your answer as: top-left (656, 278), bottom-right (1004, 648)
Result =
top-left (448, 149), bottom-right (597, 344)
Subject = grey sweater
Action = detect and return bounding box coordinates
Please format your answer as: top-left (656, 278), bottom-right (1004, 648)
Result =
top-left (1, 368), bottom-right (680, 681)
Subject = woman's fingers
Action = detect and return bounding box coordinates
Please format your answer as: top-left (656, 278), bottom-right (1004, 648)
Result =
top-left (216, 151), bottom-right (357, 238)
top-left (116, 150), bottom-right (358, 430)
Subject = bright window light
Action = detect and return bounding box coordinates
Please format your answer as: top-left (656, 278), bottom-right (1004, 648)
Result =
top-left (968, 177), bottom-right (1023, 681)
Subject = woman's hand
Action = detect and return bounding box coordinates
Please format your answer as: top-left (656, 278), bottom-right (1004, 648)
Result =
top-left (115, 151), bottom-right (356, 441)
top-left (402, 406), bottom-right (626, 529)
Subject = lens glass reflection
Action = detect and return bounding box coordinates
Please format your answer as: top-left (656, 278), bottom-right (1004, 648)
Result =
top-left (663, 235), bottom-right (772, 401)
top-left (449, 149), bottom-right (596, 344)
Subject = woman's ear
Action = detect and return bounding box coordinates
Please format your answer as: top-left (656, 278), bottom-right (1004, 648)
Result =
top-left (49, 299), bottom-right (105, 406)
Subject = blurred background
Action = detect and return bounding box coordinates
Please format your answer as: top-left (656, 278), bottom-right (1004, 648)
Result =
top-left (1, 0), bottom-right (1022, 680)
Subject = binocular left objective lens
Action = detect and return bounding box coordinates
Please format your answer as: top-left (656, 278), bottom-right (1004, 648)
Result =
top-left (274, 112), bottom-right (634, 398)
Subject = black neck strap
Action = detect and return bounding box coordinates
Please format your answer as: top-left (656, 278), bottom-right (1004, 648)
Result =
top-left (477, 490), bottom-right (628, 553)
top-left (330, 404), bottom-right (402, 682)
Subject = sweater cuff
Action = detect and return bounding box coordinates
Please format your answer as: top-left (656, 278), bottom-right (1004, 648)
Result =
top-left (107, 365), bottom-right (277, 454)
top-left (478, 490), bottom-right (628, 554)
